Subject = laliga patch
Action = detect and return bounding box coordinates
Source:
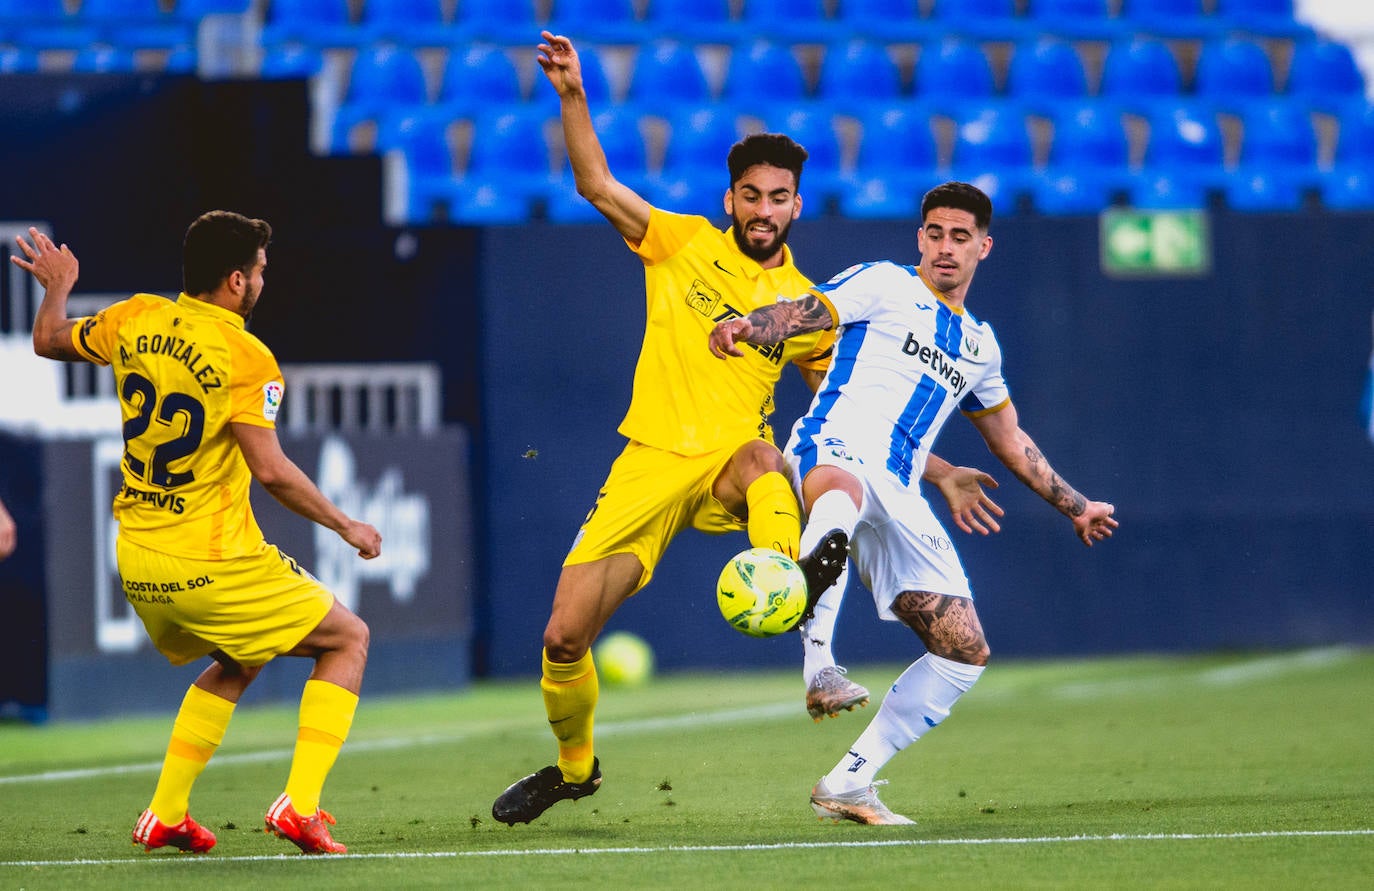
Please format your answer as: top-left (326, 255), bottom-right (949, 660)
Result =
top-left (262, 381), bottom-right (284, 421)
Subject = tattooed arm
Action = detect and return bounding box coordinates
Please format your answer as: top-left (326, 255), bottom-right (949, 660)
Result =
top-left (708, 293), bottom-right (836, 359)
top-left (968, 401), bottom-right (1118, 547)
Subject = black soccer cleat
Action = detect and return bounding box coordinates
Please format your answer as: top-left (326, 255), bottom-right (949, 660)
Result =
top-left (796, 529), bottom-right (849, 626)
top-left (492, 758), bottom-right (601, 825)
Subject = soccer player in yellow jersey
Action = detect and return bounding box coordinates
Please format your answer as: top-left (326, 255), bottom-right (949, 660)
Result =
top-left (14, 212), bottom-right (381, 855)
top-left (492, 33), bottom-right (1004, 826)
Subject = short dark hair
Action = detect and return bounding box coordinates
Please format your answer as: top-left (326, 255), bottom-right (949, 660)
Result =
top-left (727, 132), bottom-right (808, 188)
top-left (182, 211), bottom-right (272, 296)
top-left (921, 181), bottom-right (993, 231)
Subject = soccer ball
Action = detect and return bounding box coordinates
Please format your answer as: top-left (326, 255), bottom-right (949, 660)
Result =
top-left (594, 631), bottom-right (655, 686)
top-left (716, 547), bottom-right (808, 638)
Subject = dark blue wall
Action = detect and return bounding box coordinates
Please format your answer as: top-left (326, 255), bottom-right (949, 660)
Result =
top-left (478, 214), bottom-right (1374, 677)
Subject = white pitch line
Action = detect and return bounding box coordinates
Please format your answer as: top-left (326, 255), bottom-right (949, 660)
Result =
top-left (2, 829), bottom-right (1371, 868)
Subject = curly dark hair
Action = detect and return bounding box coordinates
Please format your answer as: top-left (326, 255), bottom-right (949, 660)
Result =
top-left (920, 181), bottom-right (993, 231)
top-left (727, 132), bottom-right (809, 188)
top-left (182, 210), bottom-right (272, 296)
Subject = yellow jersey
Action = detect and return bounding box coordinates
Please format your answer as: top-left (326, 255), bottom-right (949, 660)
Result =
top-left (71, 293), bottom-right (284, 560)
top-left (620, 208), bottom-right (833, 455)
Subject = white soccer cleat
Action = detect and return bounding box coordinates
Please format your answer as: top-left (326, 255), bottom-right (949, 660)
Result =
top-left (805, 665), bottom-right (870, 721)
top-left (810, 777), bottom-right (915, 826)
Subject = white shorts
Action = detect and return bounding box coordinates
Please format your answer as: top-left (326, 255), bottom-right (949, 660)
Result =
top-left (785, 440), bottom-right (973, 622)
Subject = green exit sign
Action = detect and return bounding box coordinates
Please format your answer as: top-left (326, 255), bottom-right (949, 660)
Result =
top-left (1100, 209), bottom-right (1211, 277)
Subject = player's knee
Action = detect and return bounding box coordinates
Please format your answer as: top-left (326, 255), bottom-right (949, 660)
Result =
top-left (542, 627), bottom-right (590, 664)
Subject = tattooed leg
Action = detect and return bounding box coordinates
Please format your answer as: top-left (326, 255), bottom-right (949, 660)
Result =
top-left (891, 591), bottom-right (990, 666)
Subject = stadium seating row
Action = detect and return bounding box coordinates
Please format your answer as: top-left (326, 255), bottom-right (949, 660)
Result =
top-left (375, 97), bottom-right (1374, 223)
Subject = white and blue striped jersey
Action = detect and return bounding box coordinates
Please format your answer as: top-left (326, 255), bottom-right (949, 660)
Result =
top-left (787, 261), bottom-right (1011, 489)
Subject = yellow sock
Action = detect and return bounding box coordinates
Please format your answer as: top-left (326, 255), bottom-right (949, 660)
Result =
top-left (746, 471), bottom-right (802, 559)
top-left (283, 679), bottom-right (359, 815)
top-left (149, 685), bottom-right (236, 825)
top-left (541, 648), bottom-right (598, 783)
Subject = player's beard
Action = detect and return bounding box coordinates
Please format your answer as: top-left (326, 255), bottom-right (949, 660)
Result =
top-left (239, 281), bottom-right (259, 321)
top-left (731, 215), bottom-right (793, 264)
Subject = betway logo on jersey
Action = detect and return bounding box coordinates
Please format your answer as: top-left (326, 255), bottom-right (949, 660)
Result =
top-left (902, 332), bottom-right (969, 397)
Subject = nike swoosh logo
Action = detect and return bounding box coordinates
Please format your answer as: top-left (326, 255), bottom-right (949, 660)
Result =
top-left (549, 716), bottom-right (574, 725)
top-left (713, 259), bottom-right (737, 277)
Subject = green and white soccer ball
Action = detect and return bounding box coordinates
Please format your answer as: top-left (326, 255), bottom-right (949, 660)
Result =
top-left (716, 547), bottom-right (808, 638)
top-left (594, 631), bottom-right (655, 686)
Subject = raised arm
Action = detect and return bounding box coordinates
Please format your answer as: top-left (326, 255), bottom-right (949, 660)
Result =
top-left (538, 31), bottom-right (650, 242)
top-left (12, 228), bottom-right (84, 361)
top-left (709, 293), bottom-right (836, 359)
top-left (231, 422), bottom-right (382, 559)
top-left (968, 402), bottom-right (1117, 546)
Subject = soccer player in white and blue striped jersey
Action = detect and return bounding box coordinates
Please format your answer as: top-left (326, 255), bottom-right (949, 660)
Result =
top-left (709, 181), bottom-right (1119, 825)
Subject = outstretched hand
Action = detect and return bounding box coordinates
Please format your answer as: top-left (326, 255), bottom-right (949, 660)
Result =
top-left (11, 227), bottom-right (79, 293)
top-left (935, 466), bottom-right (1004, 535)
top-left (709, 317), bottom-right (754, 359)
top-left (536, 31), bottom-right (583, 97)
top-left (1073, 501), bottom-right (1118, 547)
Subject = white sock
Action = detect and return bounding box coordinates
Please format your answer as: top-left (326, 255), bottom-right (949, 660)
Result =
top-left (798, 489), bottom-right (859, 557)
top-left (801, 563), bottom-right (849, 685)
top-left (824, 654), bottom-right (984, 792)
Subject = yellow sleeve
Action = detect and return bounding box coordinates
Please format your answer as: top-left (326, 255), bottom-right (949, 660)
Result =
top-left (68, 294), bottom-right (159, 366)
top-left (628, 207), bottom-right (711, 265)
top-left (227, 332), bottom-right (284, 429)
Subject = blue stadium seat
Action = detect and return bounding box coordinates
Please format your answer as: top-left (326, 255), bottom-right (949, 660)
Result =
top-left (642, 0), bottom-right (736, 45)
top-left (72, 45), bottom-right (138, 72)
top-left (950, 104), bottom-right (1035, 205)
top-left (764, 105), bottom-right (843, 209)
top-left (545, 0), bottom-right (641, 45)
top-left (1223, 169), bottom-right (1306, 211)
top-left (929, 0), bottom-right (1034, 42)
top-left (437, 45), bottom-right (522, 119)
top-left (835, 0), bottom-right (935, 43)
top-left (1320, 167), bottom-right (1374, 211)
top-left (1121, 0), bottom-right (1228, 40)
top-left (817, 40), bottom-right (903, 108)
top-left (1025, 0), bottom-right (1128, 41)
top-left (464, 109), bottom-right (556, 199)
top-left (83, 0), bottom-right (194, 49)
top-left (1193, 37), bottom-right (1276, 114)
top-left (1286, 39), bottom-right (1366, 114)
top-left (260, 0), bottom-right (358, 47)
top-left (737, 0), bottom-right (832, 44)
top-left (914, 40), bottom-right (996, 117)
top-left (1133, 102), bottom-right (1226, 207)
top-left (567, 107), bottom-right (648, 180)
top-left (1031, 169), bottom-right (1123, 215)
top-left (452, 0), bottom-right (538, 45)
top-left (838, 176), bottom-right (922, 219)
top-left (450, 180), bottom-right (539, 224)
top-left (164, 44), bottom-right (197, 73)
top-left (376, 110), bottom-right (460, 223)
top-left (849, 103), bottom-right (941, 200)
top-left (656, 105), bottom-right (741, 184)
top-left (259, 43), bottom-right (326, 79)
top-left (1227, 99), bottom-right (1318, 211)
top-left (0, 47), bottom-right (40, 72)
top-left (1334, 101), bottom-right (1374, 169)
top-left (1048, 102), bottom-right (1130, 173)
top-left (724, 41), bottom-right (809, 108)
top-left (1214, 0), bottom-right (1313, 39)
top-left (173, 0), bottom-right (253, 20)
top-left (332, 46), bottom-right (431, 152)
top-left (359, 0), bottom-right (451, 47)
top-left (626, 41), bottom-right (711, 110)
top-left (1005, 39), bottom-right (1089, 115)
top-left (1099, 38), bottom-right (1183, 116)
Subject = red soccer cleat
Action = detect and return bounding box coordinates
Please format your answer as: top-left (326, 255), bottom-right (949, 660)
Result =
top-left (132, 809), bottom-right (217, 853)
top-left (264, 794), bottom-right (347, 854)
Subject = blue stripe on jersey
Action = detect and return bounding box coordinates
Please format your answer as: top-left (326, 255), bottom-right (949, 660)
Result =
top-left (812, 262), bottom-right (878, 295)
top-left (886, 375), bottom-right (945, 486)
top-left (792, 321), bottom-right (868, 479)
top-left (934, 302), bottom-right (963, 358)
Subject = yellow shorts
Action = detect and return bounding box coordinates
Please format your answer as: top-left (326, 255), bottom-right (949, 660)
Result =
top-left (117, 536), bottom-right (334, 667)
top-left (564, 439), bottom-right (753, 594)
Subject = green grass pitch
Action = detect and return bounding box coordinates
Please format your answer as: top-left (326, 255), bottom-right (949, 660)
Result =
top-left (1, 649), bottom-right (1371, 889)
